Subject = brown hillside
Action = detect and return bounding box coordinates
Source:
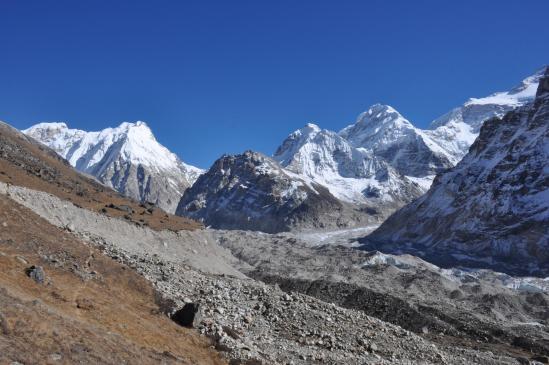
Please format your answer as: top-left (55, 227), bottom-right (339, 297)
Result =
top-left (0, 121), bottom-right (201, 231)
top-left (0, 196), bottom-right (225, 364)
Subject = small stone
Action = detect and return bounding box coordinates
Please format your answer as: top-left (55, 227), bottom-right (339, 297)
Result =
top-left (16, 256), bottom-right (28, 265)
top-left (76, 298), bottom-right (95, 310)
top-left (0, 312), bottom-right (10, 335)
top-left (26, 265), bottom-right (45, 284)
top-left (369, 343), bottom-right (378, 352)
top-left (49, 353), bottom-right (62, 361)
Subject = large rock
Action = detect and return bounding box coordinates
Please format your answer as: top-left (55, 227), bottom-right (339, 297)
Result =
top-left (171, 303), bottom-right (202, 328)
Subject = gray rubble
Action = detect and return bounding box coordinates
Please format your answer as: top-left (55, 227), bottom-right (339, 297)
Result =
top-left (1, 181), bottom-right (543, 364)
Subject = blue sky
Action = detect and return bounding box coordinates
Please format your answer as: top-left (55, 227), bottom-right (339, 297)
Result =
top-left (1, 0), bottom-right (548, 168)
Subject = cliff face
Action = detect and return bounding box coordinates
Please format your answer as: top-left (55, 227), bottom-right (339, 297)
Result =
top-left (363, 67), bottom-right (549, 277)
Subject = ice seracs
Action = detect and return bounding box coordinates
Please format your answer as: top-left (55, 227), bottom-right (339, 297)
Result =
top-left (24, 121), bottom-right (203, 213)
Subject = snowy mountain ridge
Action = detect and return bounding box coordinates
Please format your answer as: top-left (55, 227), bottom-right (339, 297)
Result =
top-left (23, 67), bottom-right (544, 228)
top-left (273, 120), bottom-right (423, 208)
top-left (23, 121), bottom-right (203, 213)
top-left (276, 67), bottom-right (544, 204)
top-left (363, 66), bottom-right (549, 276)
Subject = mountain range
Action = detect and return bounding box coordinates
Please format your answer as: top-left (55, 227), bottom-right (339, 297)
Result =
top-left (24, 67), bottom-right (544, 231)
top-left (3, 65), bottom-right (549, 364)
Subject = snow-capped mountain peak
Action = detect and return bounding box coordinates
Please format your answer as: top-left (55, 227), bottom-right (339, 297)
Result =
top-left (339, 104), bottom-right (414, 147)
top-left (273, 121), bottom-right (423, 209)
top-left (23, 121), bottom-right (203, 213)
top-left (337, 104), bottom-right (454, 178)
top-left (430, 67), bottom-right (545, 131)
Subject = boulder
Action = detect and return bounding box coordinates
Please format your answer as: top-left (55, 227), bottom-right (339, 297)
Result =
top-left (26, 266), bottom-right (45, 284)
top-left (171, 302), bottom-right (201, 328)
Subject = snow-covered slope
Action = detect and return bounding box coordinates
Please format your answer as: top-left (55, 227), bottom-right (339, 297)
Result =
top-left (274, 122), bottom-right (423, 209)
top-left (363, 67), bottom-right (549, 277)
top-left (23, 121), bottom-right (203, 213)
top-left (177, 151), bottom-right (376, 233)
top-left (331, 68), bottom-right (543, 188)
top-left (425, 66), bottom-right (545, 162)
top-left (339, 104), bottom-right (455, 176)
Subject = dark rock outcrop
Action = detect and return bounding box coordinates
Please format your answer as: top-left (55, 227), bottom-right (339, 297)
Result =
top-left (176, 151), bottom-right (376, 233)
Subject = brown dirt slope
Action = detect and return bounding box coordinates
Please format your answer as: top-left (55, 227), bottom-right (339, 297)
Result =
top-left (0, 196), bottom-right (225, 365)
top-left (0, 121), bottom-right (201, 231)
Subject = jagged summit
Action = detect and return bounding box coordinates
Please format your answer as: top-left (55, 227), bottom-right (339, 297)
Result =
top-left (337, 104), bottom-right (454, 178)
top-left (339, 104), bottom-right (412, 146)
top-left (24, 121), bottom-right (203, 213)
top-left (304, 122), bottom-right (321, 131)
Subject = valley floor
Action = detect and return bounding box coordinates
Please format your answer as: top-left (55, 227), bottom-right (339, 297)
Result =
top-left (2, 180), bottom-right (548, 364)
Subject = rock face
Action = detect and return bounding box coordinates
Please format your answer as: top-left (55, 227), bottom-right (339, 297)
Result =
top-left (364, 67), bottom-right (549, 277)
top-left (177, 151), bottom-right (375, 233)
top-left (23, 121), bottom-right (203, 213)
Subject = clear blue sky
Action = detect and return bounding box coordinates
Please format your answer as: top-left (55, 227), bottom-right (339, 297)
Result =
top-left (1, 0), bottom-right (548, 168)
